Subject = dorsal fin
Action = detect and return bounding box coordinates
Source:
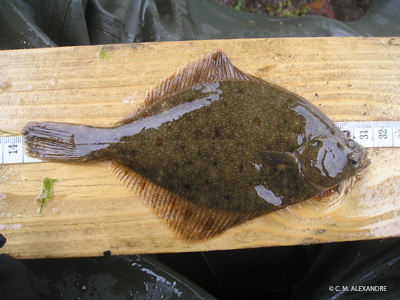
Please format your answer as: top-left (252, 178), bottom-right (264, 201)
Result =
top-left (116, 49), bottom-right (265, 126)
top-left (109, 160), bottom-right (262, 241)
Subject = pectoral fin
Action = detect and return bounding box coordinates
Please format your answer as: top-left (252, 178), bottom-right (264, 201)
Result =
top-left (260, 151), bottom-right (298, 166)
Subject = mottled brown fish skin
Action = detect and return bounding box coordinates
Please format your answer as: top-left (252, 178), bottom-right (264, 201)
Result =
top-left (104, 80), bottom-right (369, 214)
top-left (24, 79), bottom-right (370, 214)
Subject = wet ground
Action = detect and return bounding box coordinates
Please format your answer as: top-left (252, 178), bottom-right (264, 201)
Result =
top-left (211, 0), bottom-right (369, 21)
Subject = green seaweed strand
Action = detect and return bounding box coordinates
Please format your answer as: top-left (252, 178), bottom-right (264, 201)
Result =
top-left (36, 177), bottom-right (57, 214)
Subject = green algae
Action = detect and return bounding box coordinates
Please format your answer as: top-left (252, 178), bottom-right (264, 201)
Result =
top-left (36, 177), bottom-right (57, 214)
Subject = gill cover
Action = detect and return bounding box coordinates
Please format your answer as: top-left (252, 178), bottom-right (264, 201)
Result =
top-left (298, 137), bottom-right (368, 188)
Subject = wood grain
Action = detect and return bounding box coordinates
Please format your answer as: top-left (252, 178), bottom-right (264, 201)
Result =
top-left (1, 37), bottom-right (400, 259)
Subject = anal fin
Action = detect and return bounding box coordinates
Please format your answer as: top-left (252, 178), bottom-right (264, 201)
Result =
top-left (109, 160), bottom-right (260, 241)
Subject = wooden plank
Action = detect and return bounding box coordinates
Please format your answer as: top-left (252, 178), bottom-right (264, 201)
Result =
top-left (1, 37), bottom-right (400, 259)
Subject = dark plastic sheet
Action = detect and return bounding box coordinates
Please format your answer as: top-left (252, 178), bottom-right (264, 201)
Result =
top-left (0, 0), bottom-right (399, 49)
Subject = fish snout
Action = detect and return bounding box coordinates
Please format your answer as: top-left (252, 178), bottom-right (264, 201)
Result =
top-left (360, 150), bottom-right (371, 171)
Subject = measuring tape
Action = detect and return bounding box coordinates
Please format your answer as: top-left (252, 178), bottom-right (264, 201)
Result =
top-left (335, 121), bottom-right (400, 148)
top-left (1, 121), bottom-right (400, 165)
top-left (0, 136), bottom-right (43, 165)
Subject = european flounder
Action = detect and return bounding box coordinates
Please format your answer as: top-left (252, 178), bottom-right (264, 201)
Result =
top-left (23, 50), bottom-right (370, 241)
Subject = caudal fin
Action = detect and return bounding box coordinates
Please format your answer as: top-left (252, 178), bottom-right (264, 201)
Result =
top-left (23, 121), bottom-right (91, 162)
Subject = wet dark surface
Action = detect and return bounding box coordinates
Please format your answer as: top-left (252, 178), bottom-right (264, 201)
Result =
top-left (14, 238), bottom-right (400, 300)
top-left (1, 0), bottom-right (397, 49)
top-left (157, 245), bottom-right (320, 299)
top-left (22, 254), bottom-right (217, 300)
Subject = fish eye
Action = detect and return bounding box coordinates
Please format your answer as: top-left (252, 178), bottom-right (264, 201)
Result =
top-left (347, 153), bottom-right (360, 167)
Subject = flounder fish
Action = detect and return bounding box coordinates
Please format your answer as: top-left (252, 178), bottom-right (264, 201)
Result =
top-left (23, 50), bottom-right (370, 241)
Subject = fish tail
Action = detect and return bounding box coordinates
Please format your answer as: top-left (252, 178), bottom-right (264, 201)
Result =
top-left (22, 121), bottom-right (105, 162)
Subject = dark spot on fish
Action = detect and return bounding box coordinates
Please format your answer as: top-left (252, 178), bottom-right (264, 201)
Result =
top-left (213, 128), bottom-right (222, 139)
top-left (194, 129), bottom-right (203, 137)
top-left (156, 137), bottom-right (164, 146)
top-left (236, 88), bottom-right (244, 95)
top-left (212, 159), bottom-right (218, 167)
top-left (253, 116), bottom-right (261, 126)
top-left (70, 134), bottom-right (76, 147)
top-left (171, 161), bottom-right (181, 170)
top-left (183, 183), bottom-right (192, 190)
top-left (239, 163), bottom-right (244, 173)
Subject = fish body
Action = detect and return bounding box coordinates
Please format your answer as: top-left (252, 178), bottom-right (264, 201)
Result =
top-left (23, 50), bottom-right (370, 240)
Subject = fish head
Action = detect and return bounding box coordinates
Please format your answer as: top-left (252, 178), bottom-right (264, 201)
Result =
top-left (298, 136), bottom-right (371, 189)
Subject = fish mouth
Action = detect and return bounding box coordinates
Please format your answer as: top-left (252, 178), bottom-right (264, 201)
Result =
top-left (359, 150), bottom-right (371, 171)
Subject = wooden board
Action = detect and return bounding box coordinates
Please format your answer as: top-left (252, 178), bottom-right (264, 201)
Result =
top-left (1, 37), bottom-right (400, 259)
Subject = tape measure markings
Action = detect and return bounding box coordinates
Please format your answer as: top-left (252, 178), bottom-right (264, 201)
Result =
top-left (336, 121), bottom-right (400, 148)
top-left (1, 135), bottom-right (43, 165)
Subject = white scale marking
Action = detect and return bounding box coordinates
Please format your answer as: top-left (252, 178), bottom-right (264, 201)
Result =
top-left (1, 135), bottom-right (43, 164)
top-left (335, 121), bottom-right (400, 148)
